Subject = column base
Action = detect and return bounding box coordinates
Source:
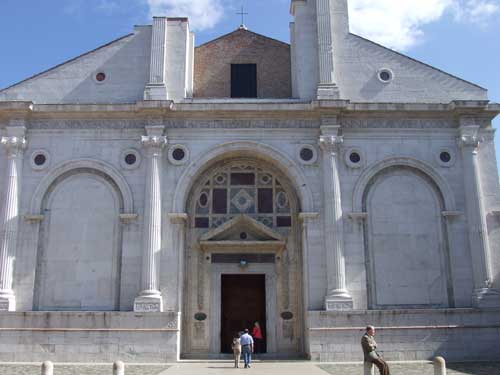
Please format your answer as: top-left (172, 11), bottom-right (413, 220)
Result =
top-left (134, 292), bottom-right (164, 312)
top-left (317, 84), bottom-right (340, 100)
top-left (143, 83), bottom-right (168, 101)
top-left (0, 291), bottom-right (16, 311)
top-left (325, 291), bottom-right (353, 311)
top-left (473, 287), bottom-right (500, 308)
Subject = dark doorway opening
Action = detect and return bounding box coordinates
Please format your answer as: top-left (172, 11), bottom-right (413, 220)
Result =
top-left (231, 64), bottom-right (257, 98)
top-left (221, 274), bottom-right (266, 354)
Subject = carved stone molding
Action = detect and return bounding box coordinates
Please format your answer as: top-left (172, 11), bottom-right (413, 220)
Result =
top-left (134, 301), bottom-right (163, 313)
top-left (119, 213), bottom-right (139, 223)
top-left (458, 125), bottom-right (483, 152)
top-left (24, 214), bottom-right (44, 223)
top-left (141, 135), bottom-right (168, 149)
top-left (29, 118), bottom-right (320, 130)
top-left (458, 135), bottom-right (481, 149)
top-left (298, 212), bottom-right (320, 223)
top-left (168, 119), bottom-right (318, 129)
top-left (319, 135), bottom-right (343, 152)
top-left (342, 118), bottom-right (456, 129)
top-left (325, 301), bottom-right (354, 311)
top-left (458, 116), bottom-right (491, 128)
top-left (1, 136), bottom-right (27, 157)
top-left (30, 119), bottom-right (145, 130)
top-left (169, 213), bottom-right (189, 224)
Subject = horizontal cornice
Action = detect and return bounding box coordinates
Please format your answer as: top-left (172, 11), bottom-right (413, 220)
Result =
top-left (0, 99), bottom-right (498, 121)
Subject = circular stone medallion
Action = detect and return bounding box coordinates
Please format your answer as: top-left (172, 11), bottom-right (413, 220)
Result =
top-left (194, 312), bottom-right (207, 321)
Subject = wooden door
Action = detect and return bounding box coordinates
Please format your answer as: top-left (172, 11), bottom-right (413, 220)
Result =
top-left (221, 274), bottom-right (266, 353)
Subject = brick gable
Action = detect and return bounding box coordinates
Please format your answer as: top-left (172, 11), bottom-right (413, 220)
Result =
top-left (194, 28), bottom-right (292, 98)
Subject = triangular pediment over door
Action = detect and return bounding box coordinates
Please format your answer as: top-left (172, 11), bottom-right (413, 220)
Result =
top-left (199, 214), bottom-right (286, 252)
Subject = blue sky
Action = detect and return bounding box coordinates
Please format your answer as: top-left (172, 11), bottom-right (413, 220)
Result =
top-left (1, 0), bottom-right (499, 162)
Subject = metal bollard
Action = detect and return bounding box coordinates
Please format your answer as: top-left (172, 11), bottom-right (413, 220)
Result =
top-left (41, 361), bottom-right (54, 375)
top-left (113, 361), bottom-right (125, 375)
top-left (434, 356), bottom-right (446, 375)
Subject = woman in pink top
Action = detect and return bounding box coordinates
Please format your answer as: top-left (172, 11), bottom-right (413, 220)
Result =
top-left (252, 321), bottom-right (264, 353)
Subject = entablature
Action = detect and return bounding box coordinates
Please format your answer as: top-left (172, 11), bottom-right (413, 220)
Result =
top-left (0, 99), bottom-right (498, 130)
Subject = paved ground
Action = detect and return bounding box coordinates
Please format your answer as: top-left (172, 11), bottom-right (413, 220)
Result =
top-left (319, 362), bottom-right (500, 375)
top-left (1, 361), bottom-right (499, 375)
top-left (0, 364), bottom-right (170, 375)
top-left (165, 362), bottom-right (329, 374)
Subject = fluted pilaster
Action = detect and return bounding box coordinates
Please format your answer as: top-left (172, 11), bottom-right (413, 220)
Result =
top-left (316, 0), bottom-right (340, 99)
top-left (458, 123), bottom-right (500, 307)
top-left (144, 17), bottom-right (168, 100)
top-left (134, 126), bottom-right (167, 312)
top-left (0, 131), bottom-right (27, 311)
top-left (169, 213), bottom-right (188, 313)
top-left (299, 212), bottom-right (320, 353)
top-left (319, 124), bottom-right (353, 310)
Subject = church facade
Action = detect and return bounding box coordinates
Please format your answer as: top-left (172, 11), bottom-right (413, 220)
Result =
top-left (1, 0), bottom-right (500, 362)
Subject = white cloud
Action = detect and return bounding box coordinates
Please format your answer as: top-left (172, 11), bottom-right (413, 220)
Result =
top-left (146, 0), bottom-right (225, 30)
top-left (349, 0), bottom-right (500, 51)
top-left (452, 0), bottom-right (500, 23)
top-left (143, 0), bottom-right (500, 49)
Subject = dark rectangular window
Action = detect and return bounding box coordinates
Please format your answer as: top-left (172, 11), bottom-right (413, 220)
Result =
top-left (195, 217), bottom-right (209, 228)
top-left (213, 189), bottom-right (228, 214)
top-left (277, 216), bottom-right (292, 227)
top-left (258, 188), bottom-right (274, 213)
top-left (231, 64), bottom-right (257, 98)
top-left (230, 173), bottom-right (255, 185)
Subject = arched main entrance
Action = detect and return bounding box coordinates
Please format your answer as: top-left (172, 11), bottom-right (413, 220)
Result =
top-left (181, 158), bottom-right (304, 358)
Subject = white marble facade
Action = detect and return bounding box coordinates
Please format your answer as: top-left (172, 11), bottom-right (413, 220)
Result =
top-left (0, 0), bottom-right (500, 362)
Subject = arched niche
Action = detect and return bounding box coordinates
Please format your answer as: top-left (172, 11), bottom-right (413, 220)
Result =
top-left (356, 160), bottom-right (455, 309)
top-left (31, 159), bottom-right (132, 311)
top-left (30, 158), bottom-right (134, 215)
top-left (353, 157), bottom-right (456, 213)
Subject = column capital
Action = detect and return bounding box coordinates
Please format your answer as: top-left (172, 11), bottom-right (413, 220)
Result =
top-left (299, 212), bottom-right (320, 223)
top-left (319, 134), bottom-right (343, 152)
top-left (169, 213), bottom-right (189, 224)
top-left (1, 136), bottom-right (27, 157)
top-left (141, 135), bottom-right (168, 149)
top-left (458, 125), bottom-right (482, 149)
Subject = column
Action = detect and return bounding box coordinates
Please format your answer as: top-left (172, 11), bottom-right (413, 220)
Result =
top-left (318, 124), bottom-right (353, 310)
top-left (168, 213), bottom-right (188, 312)
top-left (0, 126), bottom-right (27, 311)
top-left (316, 0), bottom-right (340, 99)
top-left (299, 212), bottom-right (319, 357)
top-left (144, 17), bottom-right (168, 100)
top-left (134, 125), bottom-right (167, 312)
top-left (458, 123), bottom-right (500, 307)
top-left (169, 213), bottom-right (187, 361)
